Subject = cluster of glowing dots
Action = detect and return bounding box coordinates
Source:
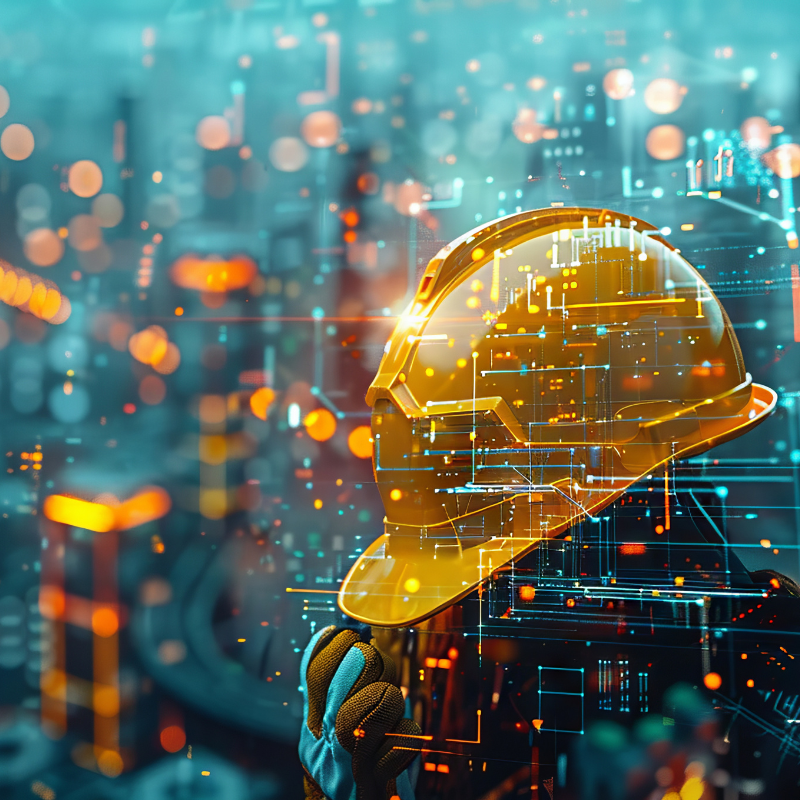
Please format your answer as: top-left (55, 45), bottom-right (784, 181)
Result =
top-left (0, 260), bottom-right (70, 323)
top-left (128, 325), bottom-right (180, 375)
top-left (170, 253), bottom-right (257, 293)
top-left (138, 232), bottom-right (163, 289)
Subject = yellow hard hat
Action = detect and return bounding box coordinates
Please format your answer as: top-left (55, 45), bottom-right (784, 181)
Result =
top-left (338, 207), bottom-right (776, 627)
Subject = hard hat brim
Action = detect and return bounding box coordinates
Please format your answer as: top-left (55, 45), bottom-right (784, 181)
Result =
top-left (338, 382), bottom-right (776, 628)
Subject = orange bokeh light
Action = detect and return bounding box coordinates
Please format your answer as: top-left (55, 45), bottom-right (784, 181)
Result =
top-left (152, 342), bottom-right (181, 375)
top-left (68, 160), bottom-right (103, 198)
top-left (169, 253), bottom-right (257, 293)
top-left (24, 228), bottom-right (64, 267)
top-left (347, 425), bottom-right (373, 459)
top-left (91, 607), bottom-right (119, 638)
top-left (703, 672), bottom-right (722, 691)
top-left (196, 115), bottom-right (231, 150)
top-left (1, 123), bottom-right (34, 160)
top-left (129, 325), bottom-right (169, 366)
top-left (304, 408), bottom-right (337, 441)
top-left (160, 725), bottom-right (186, 753)
top-left (250, 387), bottom-right (276, 420)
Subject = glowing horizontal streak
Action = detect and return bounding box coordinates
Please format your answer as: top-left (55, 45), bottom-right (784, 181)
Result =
top-left (285, 588), bottom-right (338, 594)
top-left (43, 495), bottom-right (115, 532)
top-left (43, 488), bottom-right (171, 532)
top-left (564, 298), bottom-right (686, 309)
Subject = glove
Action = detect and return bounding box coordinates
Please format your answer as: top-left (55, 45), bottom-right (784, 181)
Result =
top-left (299, 625), bottom-right (422, 800)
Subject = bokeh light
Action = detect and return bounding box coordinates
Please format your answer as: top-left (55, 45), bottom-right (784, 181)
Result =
top-left (301, 110), bottom-right (342, 148)
top-left (646, 124), bottom-right (686, 160)
top-left (644, 78), bottom-right (684, 114)
top-left (602, 68), bottom-right (634, 100)
top-left (740, 116), bottom-right (772, 151)
top-left (91, 193), bottom-right (124, 227)
top-left (68, 160), bottom-right (103, 198)
top-left (347, 425), bottom-right (373, 459)
top-left (250, 387), bottom-right (276, 420)
top-left (24, 228), bottom-right (64, 267)
top-left (268, 137), bottom-right (308, 172)
top-left (304, 408), bottom-right (337, 441)
top-left (1, 123), bottom-right (34, 160)
top-left (68, 215), bottom-right (102, 252)
top-left (762, 143), bottom-right (800, 179)
top-left (169, 254), bottom-right (257, 292)
top-left (512, 108), bottom-right (543, 143)
top-left (196, 115), bottom-right (231, 150)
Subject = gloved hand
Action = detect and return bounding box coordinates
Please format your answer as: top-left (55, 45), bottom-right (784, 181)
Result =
top-left (299, 625), bottom-right (421, 800)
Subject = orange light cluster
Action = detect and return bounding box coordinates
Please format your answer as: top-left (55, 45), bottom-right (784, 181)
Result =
top-left (0, 259), bottom-right (70, 323)
top-left (43, 486), bottom-right (171, 532)
top-left (341, 206), bottom-right (359, 244)
top-left (128, 325), bottom-right (181, 374)
top-left (137, 232), bottom-right (163, 288)
top-left (169, 253), bottom-right (257, 293)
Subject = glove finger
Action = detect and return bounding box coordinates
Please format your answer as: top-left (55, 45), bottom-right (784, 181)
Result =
top-left (301, 625), bottom-right (338, 688)
top-left (348, 641), bottom-right (391, 699)
top-left (370, 638), bottom-right (398, 686)
top-left (374, 716), bottom-right (422, 787)
top-left (335, 681), bottom-right (405, 758)
top-left (306, 629), bottom-right (361, 737)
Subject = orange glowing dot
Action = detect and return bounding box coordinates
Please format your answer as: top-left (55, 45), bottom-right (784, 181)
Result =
top-left (741, 653), bottom-right (748, 660)
top-left (655, 524), bottom-right (664, 534)
top-left (703, 672), bottom-right (722, 691)
top-left (471, 247), bottom-right (485, 261)
top-left (747, 679), bottom-right (754, 688)
top-left (304, 408), bottom-right (337, 442)
top-left (160, 725), bottom-right (186, 753)
top-left (58, 227), bottom-right (68, 238)
top-left (152, 171), bottom-right (163, 183)
top-left (314, 499), bottom-right (323, 510)
top-left (448, 647), bottom-right (458, 660)
top-left (343, 230), bottom-right (357, 243)
top-left (24, 228), bottom-right (64, 267)
top-left (566, 598), bottom-right (576, 607)
top-left (129, 325), bottom-right (168, 366)
top-left (123, 403), bottom-right (136, 414)
top-left (92, 607), bottom-right (119, 638)
top-left (249, 387), bottom-right (276, 421)
top-left (342, 209), bottom-right (360, 227)
top-left (239, 145), bottom-right (252, 159)
top-left (174, 307), bottom-right (184, 316)
top-left (301, 110), bottom-right (342, 148)
top-left (170, 254), bottom-right (257, 293)
top-left (390, 489), bottom-right (402, 501)
top-left (348, 426), bottom-right (373, 459)
top-left (68, 160), bottom-right (103, 198)
top-left (196, 115), bottom-right (231, 150)
top-left (519, 585), bottom-right (536, 601)
top-left (1, 123), bottom-right (34, 160)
